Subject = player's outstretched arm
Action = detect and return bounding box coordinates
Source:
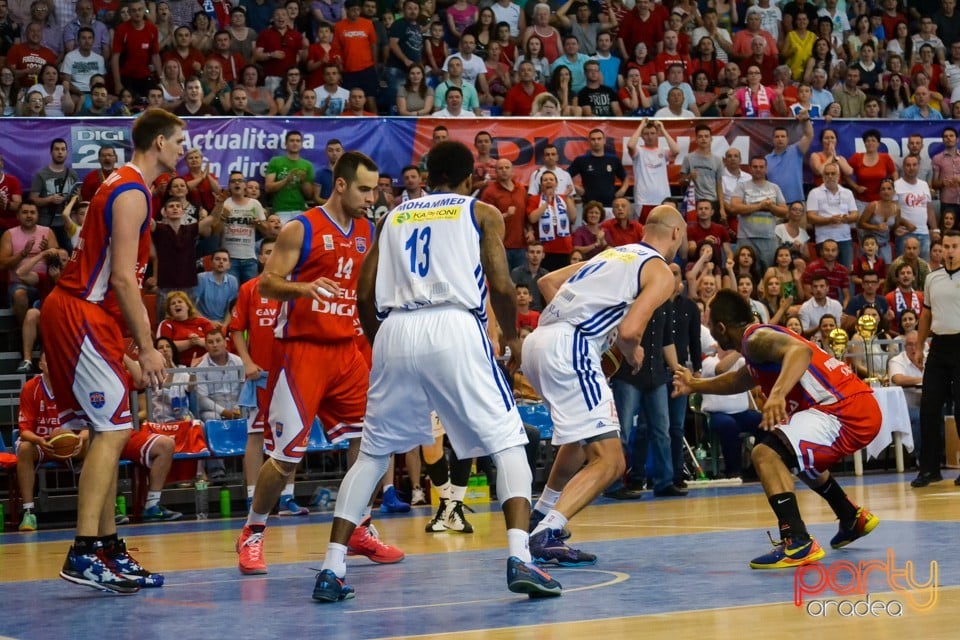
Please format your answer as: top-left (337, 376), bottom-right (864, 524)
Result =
top-left (357, 216), bottom-right (386, 344)
top-left (673, 364), bottom-right (754, 397)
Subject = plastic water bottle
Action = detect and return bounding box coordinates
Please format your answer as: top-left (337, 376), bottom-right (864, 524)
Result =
top-left (116, 495), bottom-right (126, 517)
top-left (195, 479), bottom-right (209, 520)
top-left (219, 488), bottom-right (231, 518)
top-left (0, 500), bottom-right (5, 528)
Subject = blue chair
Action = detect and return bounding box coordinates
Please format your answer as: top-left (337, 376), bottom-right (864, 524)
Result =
top-left (517, 403), bottom-right (553, 440)
top-left (204, 419), bottom-right (248, 458)
top-left (307, 418), bottom-right (334, 452)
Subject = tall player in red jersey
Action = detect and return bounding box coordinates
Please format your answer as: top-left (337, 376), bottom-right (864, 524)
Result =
top-left (41, 110), bottom-right (186, 595)
top-left (673, 289), bottom-right (881, 570)
top-left (236, 151), bottom-right (403, 576)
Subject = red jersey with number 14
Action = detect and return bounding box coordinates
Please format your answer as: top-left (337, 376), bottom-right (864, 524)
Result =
top-left (274, 206), bottom-right (374, 343)
top-left (741, 324), bottom-right (871, 414)
top-left (56, 164), bottom-right (152, 322)
top-left (229, 275), bottom-right (280, 368)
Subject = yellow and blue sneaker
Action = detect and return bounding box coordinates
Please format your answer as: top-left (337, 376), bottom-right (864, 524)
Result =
top-left (830, 508), bottom-right (879, 549)
top-left (749, 533), bottom-right (825, 570)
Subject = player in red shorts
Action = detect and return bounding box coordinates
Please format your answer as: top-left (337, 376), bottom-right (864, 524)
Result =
top-left (15, 352), bottom-right (89, 532)
top-left (40, 109), bottom-right (185, 595)
top-left (673, 289), bottom-right (881, 570)
top-left (236, 151), bottom-right (403, 576)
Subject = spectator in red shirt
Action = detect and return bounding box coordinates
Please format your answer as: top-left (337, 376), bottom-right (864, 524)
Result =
top-left (617, 0), bottom-right (666, 62)
top-left (480, 158), bottom-right (529, 270)
top-left (163, 26), bottom-right (206, 77)
top-left (7, 21), bottom-right (57, 88)
top-left (254, 6), bottom-right (308, 93)
top-left (208, 30), bottom-right (246, 85)
top-left (527, 170), bottom-right (576, 271)
top-left (80, 147), bottom-right (117, 202)
top-left (601, 197), bottom-right (643, 246)
top-left (332, 0), bottom-right (379, 114)
top-left (110, 0), bottom-right (161, 98)
top-left (516, 283), bottom-right (540, 331)
top-left (687, 199), bottom-right (733, 270)
top-left (181, 148), bottom-right (221, 213)
top-left (801, 238), bottom-right (851, 308)
top-left (502, 60), bottom-right (545, 116)
top-left (157, 291), bottom-right (217, 366)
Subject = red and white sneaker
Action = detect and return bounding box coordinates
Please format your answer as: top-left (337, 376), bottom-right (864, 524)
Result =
top-left (347, 516), bottom-right (404, 564)
top-left (237, 524), bottom-right (267, 575)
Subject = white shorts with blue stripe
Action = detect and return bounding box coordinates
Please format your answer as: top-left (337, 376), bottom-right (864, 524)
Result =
top-left (521, 322), bottom-right (621, 446)
top-left (360, 306), bottom-right (528, 459)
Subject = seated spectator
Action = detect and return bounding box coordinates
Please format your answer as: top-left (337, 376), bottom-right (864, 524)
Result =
top-left (195, 249), bottom-right (239, 324)
top-left (726, 65), bottom-right (787, 117)
top-left (163, 25), bottom-right (205, 77)
top-left (200, 58), bottom-right (231, 114)
top-left (516, 283), bottom-right (540, 332)
top-left (618, 66), bottom-right (654, 116)
top-left (522, 3), bottom-right (560, 63)
top-left (514, 34), bottom-right (551, 86)
top-left (655, 86), bottom-right (694, 118)
top-left (551, 34), bottom-right (590, 94)
top-left (481, 41), bottom-right (512, 106)
top-left (812, 312), bottom-right (839, 351)
top-left (530, 91), bottom-right (561, 116)
top-left (699, 349), bottom-right (761, 479)
top-left (224, 86), bottom-right (254, 116)
top-left (28, 64), bottom-right (75, 118)
top-left (572, 200), bottom-right (612, 260)
top-left (13, 246), bottom-right (61, 373)
top-left (601, 197), bottom-right (642, 246)
top-left (798, 274), bottom-right (843, 337)
top-left (575, 59), bottom-right (621, 116)
top-left (236, 64), bottom-right (278, 116)
top-left (208, 29), bottom-right (245, 85)
top-left (274, 66), bottom-right (304, 116)
top-left (173, 76), bottom-right (217, 116)
top-left (157, 291), bottom-right (217, 366)
top-left (313, 63), bottom-right (350, 116)
top-left (193, 328), bottom-right (241, 487)
top-left (884, 262), bottom-right (924, 333)
top-left (158, 58), bottom-right (185, 109)
top-left (341, 86), bottom-right (377, 116)
top-left (293, 88), bottom-right (321, 116)
top-left (15, 352), bottom-right (90, 531)
top-left (76, 81), bottom-right (111, 115)
top-left (8, 22), bottom-right (57, 88)
top-left (734, 273), bottom-right (770, 322)
top-left (544, 65), bottom-right (582, 117)
top-left (396, 64), bottom-right (435, 116)
top-left (656, 63), bottom-right (698, 113)
top-left (888, 329), bottom-right (923, 463)
top-left (901, 85), bottom-right (943, 120)
top-left (61, 28), bottom-right (107, 97)
top-left (801, 239), bottom-right (850, 308)
top-left (510, 242), bottom-right (548, 311)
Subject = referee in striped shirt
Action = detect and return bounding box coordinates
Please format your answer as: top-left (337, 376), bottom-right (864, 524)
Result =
top-left (912, 230), bottom-right (960, 487)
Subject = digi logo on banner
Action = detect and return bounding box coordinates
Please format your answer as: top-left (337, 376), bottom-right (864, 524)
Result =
top-left (70, 126), bottom-right (130, 170)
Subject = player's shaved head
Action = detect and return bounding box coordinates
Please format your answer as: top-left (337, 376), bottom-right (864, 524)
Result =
top-left (644, 204), bottom-right (684, 231)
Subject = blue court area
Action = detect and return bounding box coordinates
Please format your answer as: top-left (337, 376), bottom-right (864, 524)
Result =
top-left (0, 481), bottom-right (953, 640)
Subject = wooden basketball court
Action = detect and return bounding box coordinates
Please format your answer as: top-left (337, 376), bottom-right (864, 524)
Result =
top-left (0, 473), bottom-right (955, 639)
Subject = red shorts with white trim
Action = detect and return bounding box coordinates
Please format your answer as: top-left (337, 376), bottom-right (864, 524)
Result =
top-left (39, 289), bottom-right (134, 432)
top-left (262, 339), bottom-right (367, 463)
top-left (778, 392), bottom-right (881, 474)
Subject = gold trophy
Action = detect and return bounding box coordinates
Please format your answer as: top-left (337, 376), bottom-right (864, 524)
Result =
top-left (827, 328), bottom-right (849, 361)
top-left (856, 314), bottom-right (882, 386)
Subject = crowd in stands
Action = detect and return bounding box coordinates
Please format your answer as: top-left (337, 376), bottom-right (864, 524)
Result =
top-left (0, 0), bottom-right (956, 118)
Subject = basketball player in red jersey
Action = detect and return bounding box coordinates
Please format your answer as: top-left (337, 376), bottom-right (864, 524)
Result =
top-left (673, 289), bottom-right (881, 570)
top-left (41, 109), bottom-right (186, 594)
top-left (236, 151), bottom-right (403, 576)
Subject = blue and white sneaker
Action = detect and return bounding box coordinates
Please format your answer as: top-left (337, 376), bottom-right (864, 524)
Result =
top-left (530, 529), bottom-right (597, 567)
top-left (60, 544), bottom-right (140, 595)
top-left (379, 486), bottom-right (410, 514)
top-left (142, 504), bottom-right (183, 521)
top-left (312, 569), bottom-right (355, 603)
top-left (278, 495), bottom-right (309, 516)
top-left (103, 539), bottom-right (165, 587)
top-left (507, 556), bottom-right (562, 598)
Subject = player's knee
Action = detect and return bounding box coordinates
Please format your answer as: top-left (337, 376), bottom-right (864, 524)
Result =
top-left (17, 442), bottom-right (38, 462)
top-left (267, 455), bottom-right (298, 478)
top-left (24, 308), bottom-right (39, 323)
top-left (153, 435), bottom-right (175, 460)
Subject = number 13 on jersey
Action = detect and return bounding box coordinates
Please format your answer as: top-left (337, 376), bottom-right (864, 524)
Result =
top-left (405, 227), bottom-right (432, 276)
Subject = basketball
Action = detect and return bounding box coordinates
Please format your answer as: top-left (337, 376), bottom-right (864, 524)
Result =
top-left (48, 430), bottom-right (81, 460)
top-left (601, 346), bottom-right (623, 379)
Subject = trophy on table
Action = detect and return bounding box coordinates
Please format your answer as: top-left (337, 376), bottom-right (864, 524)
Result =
top-left (827, 327), bottom-right (849, 362)
top-left (856, 314), bottom-right (883, 386)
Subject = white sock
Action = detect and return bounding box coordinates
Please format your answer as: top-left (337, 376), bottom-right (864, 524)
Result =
top-left (321, 542), bottom-right (348, 578)
top-left (532, 509), bottom-right (568, 537)
top-left (534, 486), bottom-right (562, 515)
top-left (449, 484), bottom-right (467, 502)
top-left (282, 483), bottom-right (294, 498)
top-left (247, 486), bottom-right (255, 499)
top-left (506, 529), bottom-right (531, 563)
top-left (246, 510), bottom-right (269, 526)
top-left (23, 502), bottom-right (35, 512)
top-left (383, 483), bottom-right (394, 492)
top-left (145, 491), bottom-right (161, 509)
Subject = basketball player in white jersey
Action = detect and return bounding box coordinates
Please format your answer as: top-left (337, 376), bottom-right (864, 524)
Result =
top-left (523, 205), bottom-right (687, 566)
top-left (313, 141), bottom-right (561, 602)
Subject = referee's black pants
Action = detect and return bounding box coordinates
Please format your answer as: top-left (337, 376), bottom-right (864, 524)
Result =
top-left (919, 334), bottom-right (960, 474)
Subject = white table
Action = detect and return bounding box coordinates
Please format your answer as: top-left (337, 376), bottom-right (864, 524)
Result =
top-left (854, 385), bottom-right (914, 475)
